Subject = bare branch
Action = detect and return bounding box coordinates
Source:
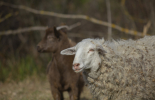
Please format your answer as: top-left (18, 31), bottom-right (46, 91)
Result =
top-left (68, 22), bottom-right (81, 30)
top-left (105, 0), bottom-right (112, 40)
top-left (0, 23), bottom-right (81, 35)
top-left (0, 12), bottom-right (18, 23)
top-left (0, 26), bottom-right (47, 35)
top-left (121, 0), bottom-right (147, 24)
top-left (0, 1), bottom-right (148, 37)
top-left (143, 21), bottom-right (151, 36)
top-left (56, 22), bottom-right (81, 30)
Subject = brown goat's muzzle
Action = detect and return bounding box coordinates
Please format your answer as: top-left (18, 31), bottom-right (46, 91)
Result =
top-left (37, 45), bottom-right (44, 52)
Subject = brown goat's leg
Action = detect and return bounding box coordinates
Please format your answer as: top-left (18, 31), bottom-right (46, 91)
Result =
top-left (68, 87), bottom-right (79, 100)
top-left (51, 87), bottom-right (63, 100)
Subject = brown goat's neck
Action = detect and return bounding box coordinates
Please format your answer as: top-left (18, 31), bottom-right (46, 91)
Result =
top-left (53, 38), bottom-right (74, 67)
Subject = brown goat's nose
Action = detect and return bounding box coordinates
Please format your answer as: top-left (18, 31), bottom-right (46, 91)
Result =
top-left (73, 63), bottom-right (80, 70)
top-left (37, 46), bottom-right (42, 52)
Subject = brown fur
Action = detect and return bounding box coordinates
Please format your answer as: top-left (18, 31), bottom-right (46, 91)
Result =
top-left (37, 27), bottom-right (84, 100)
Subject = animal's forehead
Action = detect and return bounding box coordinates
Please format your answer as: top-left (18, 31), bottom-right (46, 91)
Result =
top-left (76, 40), bottom-right (95, 50)
top-left (45, 27), bottom-right (54, 37)
top-left (46, 27), bottom-right (54, 32)
top-left (45, 28), bottom-right (54, 35)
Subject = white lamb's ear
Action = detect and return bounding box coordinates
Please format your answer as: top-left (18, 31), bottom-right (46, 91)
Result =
top-left (61, 46), bottom-right (76, 55)
top-left (96, 45), bottom-right (107, 54)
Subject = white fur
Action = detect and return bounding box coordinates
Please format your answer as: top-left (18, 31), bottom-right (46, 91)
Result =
top-left (61, 38), bottom-right (105, 72)
top-left (61, 36), bottom-right (155, 100)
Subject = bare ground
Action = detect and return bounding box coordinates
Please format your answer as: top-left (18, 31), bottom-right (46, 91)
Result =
top-left (0, 76), bottom-right (93, 100)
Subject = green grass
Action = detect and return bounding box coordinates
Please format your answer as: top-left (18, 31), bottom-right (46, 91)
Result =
top-left (0, 55), bottom-right (93, 100)
top-left (0, 55), bottom-right (45, 82)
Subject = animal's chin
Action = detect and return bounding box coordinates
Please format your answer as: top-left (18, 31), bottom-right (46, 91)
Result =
top-left (38, 50), bottom-right (48, 53)
top-left (38, 49), bottom-right (53, 53)
top-left (37, 49), bottom-right (44, 53)
top-left (74, 67), bottom-right (84, 73)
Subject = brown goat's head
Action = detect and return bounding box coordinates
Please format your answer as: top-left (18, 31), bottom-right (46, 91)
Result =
top-left (37, 26), bottom-right (65, 53)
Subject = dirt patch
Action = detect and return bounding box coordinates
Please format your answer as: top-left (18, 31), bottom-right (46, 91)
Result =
top-left (0, 77), bottom-right (93, 100)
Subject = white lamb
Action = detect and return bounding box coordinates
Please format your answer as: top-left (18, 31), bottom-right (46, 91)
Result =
top-left (61, 36), bottom-right (155, 100)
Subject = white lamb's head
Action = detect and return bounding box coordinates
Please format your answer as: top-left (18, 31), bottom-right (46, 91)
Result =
top-left (61, 38), bottom-right (106, 73)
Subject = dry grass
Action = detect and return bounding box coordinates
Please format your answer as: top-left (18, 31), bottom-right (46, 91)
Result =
top-left (0, 76), bottom-right (93, 100)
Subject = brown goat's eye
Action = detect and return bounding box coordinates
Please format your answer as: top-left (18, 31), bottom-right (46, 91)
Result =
top-left (47, 36), bottom-right (52, 39)
top-left (47, 36), bottom-right (54, 40)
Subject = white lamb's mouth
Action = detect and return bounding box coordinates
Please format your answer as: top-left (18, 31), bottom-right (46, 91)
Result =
top-left (73, 67), bottom-right (84, 73)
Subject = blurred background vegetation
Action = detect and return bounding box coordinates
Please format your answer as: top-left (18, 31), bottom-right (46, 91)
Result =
top-left (0, 0), bottom-right (155, 82)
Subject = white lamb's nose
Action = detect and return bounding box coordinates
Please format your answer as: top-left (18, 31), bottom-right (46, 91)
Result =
top-left (73, 63), bottom-right (80, 70)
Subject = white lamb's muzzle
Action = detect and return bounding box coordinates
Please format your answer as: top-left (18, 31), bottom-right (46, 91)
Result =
top-left (72, 62), bottom-right (85, 73)
top-left (72, 67), bottom-right (84, 73)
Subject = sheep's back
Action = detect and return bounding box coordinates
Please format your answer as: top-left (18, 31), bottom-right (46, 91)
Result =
top-left (86, 36), bottom-right (155, 100)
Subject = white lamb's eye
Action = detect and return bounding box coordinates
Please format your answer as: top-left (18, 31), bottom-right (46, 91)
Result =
top-left (89, 49), bottom-right (94, 52)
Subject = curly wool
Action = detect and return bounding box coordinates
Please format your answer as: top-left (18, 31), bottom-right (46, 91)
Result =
top-left (83, 36), bottom-right (155, 100)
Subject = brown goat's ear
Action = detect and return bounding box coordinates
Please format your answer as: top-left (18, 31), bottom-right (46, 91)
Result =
top-left (56, 26), bottom-right (68, 34)
top-left (54, 26), bottom-right (61, 38)
top-left (60, 28), bottom-right (67, 34)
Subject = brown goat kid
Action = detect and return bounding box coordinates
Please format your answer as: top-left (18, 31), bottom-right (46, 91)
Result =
top-left (37, 27), bottom-right (84, 100)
